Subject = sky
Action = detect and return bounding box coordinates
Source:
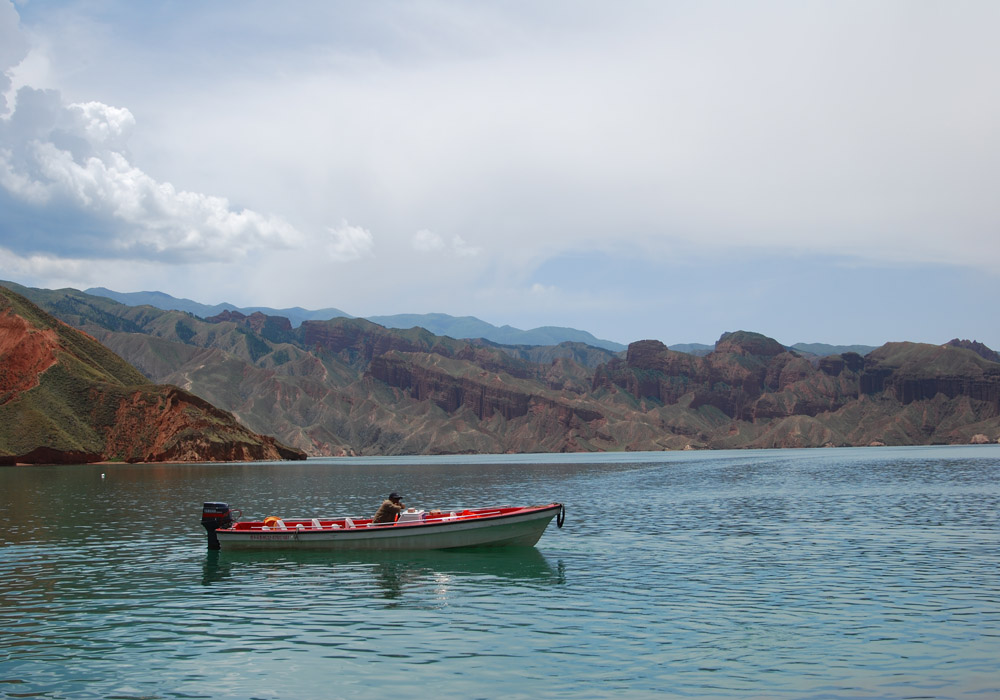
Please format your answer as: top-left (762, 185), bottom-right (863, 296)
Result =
top-left (1, 0), bottom-right (998, 349)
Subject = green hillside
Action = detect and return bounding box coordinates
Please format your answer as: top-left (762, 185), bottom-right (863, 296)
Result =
top-left (0, 285), bottom-right (304, 463)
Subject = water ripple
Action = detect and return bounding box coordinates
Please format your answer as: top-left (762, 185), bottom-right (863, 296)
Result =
top-left (2, 447), bottom-right (1000, 698)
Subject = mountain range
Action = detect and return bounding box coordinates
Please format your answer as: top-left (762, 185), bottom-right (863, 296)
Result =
top-left (86, 287), bottom-right (884, 358)
top-left (4, 281), bottom-right (998, 458)
top-left (84, 287), bottom-right (882, 357)
top-left (85, 287), bottom-right (630, 352)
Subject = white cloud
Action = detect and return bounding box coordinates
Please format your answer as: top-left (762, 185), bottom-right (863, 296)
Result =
top-left (451, 234), bottom-right (480, 257)
top-left (3, 1), bottom-right (1000, 348)
top-left (327, 220), bottom-right (374, 261)
top-left (2, 1), bottom-right (308, 267)
top-left (0, 86), bottom-right (305, 262)
top-left (26, 0), bottom-right (993, 277)
top-left (0, 244), bottom-right (99, 283)
top-left (0, 0), bottom-right (27, 116)
top-left (413, 228), bottom-right (444, 252)
top-left (412, 229), bottom-right (480, 257)
top-left (4, 134), bottom-right (301, 260)
top-left (0, 146), bottom-right (47, 203)
top-left (68, 101), bottom-right (134, 153)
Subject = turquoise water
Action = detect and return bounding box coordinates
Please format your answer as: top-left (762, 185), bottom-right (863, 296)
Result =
top-left (2, 445), bottom-right (999, 699)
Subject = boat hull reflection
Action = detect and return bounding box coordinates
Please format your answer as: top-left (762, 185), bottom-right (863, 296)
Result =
top-left (202, 547), bottom-right (567, 596)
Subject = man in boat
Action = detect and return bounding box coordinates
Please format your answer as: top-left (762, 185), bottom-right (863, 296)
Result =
top-left (372, 492), bottom-right (405, 524)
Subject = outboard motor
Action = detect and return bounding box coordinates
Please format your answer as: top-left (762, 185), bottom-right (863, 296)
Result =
top-left (201, 502), bottom-right (233, 550)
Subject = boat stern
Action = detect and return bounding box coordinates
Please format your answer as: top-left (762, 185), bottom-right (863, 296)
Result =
top-left (201, 502), bottom-right (233, 550)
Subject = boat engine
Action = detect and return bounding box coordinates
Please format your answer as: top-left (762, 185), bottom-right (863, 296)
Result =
top-left (201, 502), bottom-right (233, 550)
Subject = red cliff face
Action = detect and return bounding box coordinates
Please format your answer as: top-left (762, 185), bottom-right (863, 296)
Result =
top-left (819, 352), bottom-right (865, 377)
top-left (601, 334), bottom-right (863, 421)
top-left (454, 345), bottom-right (537, 380)
top-left (715, 331), bottom-right (786, 357)
top-left (245, 312), bottom-right (293, 338)
top-left (300, 319), bottom-right (443, 365)
top-left (100, 386), bottom-right (307, 463)
top-left (860, 343), bottom-right (1000, 412)
top-left (369, 353), bottom-right (529, 419)
top-left (0, 308), bottom-right (59, 402)
top-left (369, 352), bottom-right (602, 424)
top-left (0, 287), bottom-right (306, 465)
top-left (602, 340), bottom-right (709, 406)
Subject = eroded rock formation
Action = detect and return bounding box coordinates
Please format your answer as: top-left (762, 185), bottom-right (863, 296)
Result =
top-left (5, 281), bottom-right (1000, 455)
top-left (0, 286), bottom-right (305, 464)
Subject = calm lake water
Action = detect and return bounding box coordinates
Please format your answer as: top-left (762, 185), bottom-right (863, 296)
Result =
top-left (2, 445), bottom-right (999, 699)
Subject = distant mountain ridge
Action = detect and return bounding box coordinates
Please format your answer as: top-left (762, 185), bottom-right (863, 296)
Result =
top-left (791, 342), bottom-right (878, 357)
top-left (6, 282), bottom-right (999, 457)
top-left (85, 287), bottom-right (628, 352)
top-left (83, 288), bottom-right (882, 357)
top-left (85, 287), bottom-right (351, 328)
top-left (369, 313), bottom-right (626, 351)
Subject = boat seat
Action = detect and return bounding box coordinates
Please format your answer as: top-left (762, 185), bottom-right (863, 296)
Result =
top-left (311, 518), bottom-right (322, 529)
top-left (345, 517), bottom-right (355, 529)
top-left (275, 519), bottom-right (287, 530)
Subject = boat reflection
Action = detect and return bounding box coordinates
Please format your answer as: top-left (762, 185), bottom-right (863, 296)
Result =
top-left (201, 547), bottom-right (566, 594)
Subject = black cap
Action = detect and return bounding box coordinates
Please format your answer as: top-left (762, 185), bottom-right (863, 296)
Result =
top-left (389, 492), bottom-right (401, 500)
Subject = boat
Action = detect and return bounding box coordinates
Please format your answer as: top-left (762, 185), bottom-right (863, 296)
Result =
top-left (201, 501), bottom-right (565, 551)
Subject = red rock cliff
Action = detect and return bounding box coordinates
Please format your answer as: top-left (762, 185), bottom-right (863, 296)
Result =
top-left (0, 286), bottom-right (306, 464)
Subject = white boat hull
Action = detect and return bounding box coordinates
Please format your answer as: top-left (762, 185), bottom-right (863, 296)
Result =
top-left (213, 504), bottom-right (563, 551)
